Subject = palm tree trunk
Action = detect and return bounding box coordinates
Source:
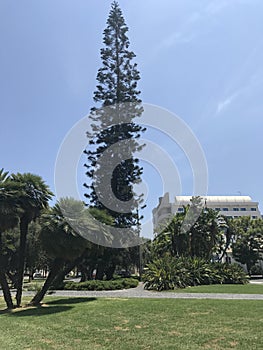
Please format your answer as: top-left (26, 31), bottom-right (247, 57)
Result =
top-left (0, 270), bottom-right (14, 309)
top-left (105, 264), bottom-right (116, 280)
top-left (29, 258), bottom-right (63, 306)
top-left (51, 255), bottom-right (85, 288)
top-left (79, 265), bottom-right (89, 282)
top-left (0, 231), bottom-right (14, 309)
top-left (16, 218), bottom-right (28, 307)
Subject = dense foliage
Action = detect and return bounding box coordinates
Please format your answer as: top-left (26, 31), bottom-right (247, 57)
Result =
top-left (143, 255), bottom-right (248, 291)
top-left (230, 216), bottom-right (263, 274)
top-left (143, 198), bottom-right (259, 291)
top-left (61, 278), bottom-right (138, 291)
top-left (0, 169), bottom-right (53, 308)
top-left (153, 197), bottom-right (228, 261)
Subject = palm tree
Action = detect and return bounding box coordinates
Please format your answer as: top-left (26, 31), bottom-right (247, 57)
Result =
top-left (29, 198), bottom-right (90, 305)
top-left (0, 169), bottom-right (19, 309)
top-left (9, 173), bottom-right (53, 307)
top-left (29, 198), bottom-right (116, 305)
top-left (153, 201), bottom-right (224, 261)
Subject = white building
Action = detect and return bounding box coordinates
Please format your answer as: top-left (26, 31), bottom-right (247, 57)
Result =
top-left (153, 193), bottom-right (261, 231)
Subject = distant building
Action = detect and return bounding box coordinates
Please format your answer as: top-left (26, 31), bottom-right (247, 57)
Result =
top-left (153, 193), bottom-right (261, 231)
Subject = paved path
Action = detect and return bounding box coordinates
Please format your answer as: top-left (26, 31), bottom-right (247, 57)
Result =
top-left (2, 283), bottom-right (262, 300)
top-left (1, 283), bottom-right (263, 300)
top-left (250, 279), bottom-right (263, 284)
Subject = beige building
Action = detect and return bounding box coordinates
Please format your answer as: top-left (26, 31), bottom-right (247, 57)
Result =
top-left (153, 193), bottom-right (261, 231)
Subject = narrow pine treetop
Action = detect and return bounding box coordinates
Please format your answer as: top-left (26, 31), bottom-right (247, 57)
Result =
top-left (93, 1), bottom-right (141, 108)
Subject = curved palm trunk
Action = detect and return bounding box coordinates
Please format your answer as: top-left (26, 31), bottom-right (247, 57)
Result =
top-left (0, 270), bottom-right (14, 309)
top-left (47, 254), bottom-right (87, 289)
top-left (16, 218), bottom-right (28, 307)
top-left (29, 258), bottom-right (63, 306)
top-left (51, 258), bottom-right (80, 288)
top-left (0, 232), bottom-right (14, 309)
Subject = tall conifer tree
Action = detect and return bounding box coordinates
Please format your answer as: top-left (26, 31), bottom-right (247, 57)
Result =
top-left (84, 1), bottom-right (145, 230)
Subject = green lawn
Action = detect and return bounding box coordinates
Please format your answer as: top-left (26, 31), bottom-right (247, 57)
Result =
top-left (167, 283), bottom-right (263, 294)
top-left (23, 279), bottom-right (45, 291)
top-left (1, 297), bottom-right (263, 349)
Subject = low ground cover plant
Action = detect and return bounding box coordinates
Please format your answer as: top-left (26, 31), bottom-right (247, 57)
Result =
top-left (143, 256), bottom-right (248, 291)
top-left (61, 278), bottom-right (139, 291)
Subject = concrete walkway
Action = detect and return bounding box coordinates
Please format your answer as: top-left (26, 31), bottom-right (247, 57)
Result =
top-left (3, 282), bottom-right (261, 301)
top-left (1, 282), bottom-right (263, 300)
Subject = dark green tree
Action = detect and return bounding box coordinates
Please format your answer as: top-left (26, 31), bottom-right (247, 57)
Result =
top-left (84, 1), bottom-right (145, 232)
top-left (9, 173), bottom-right (53, 307)
top-left (25, 220), bottom-right (51, 281)
top-left (29, 198), bottom-right (112, 305)
top-left (0, 169), bottom-right (19, 309)
top-left (231, 217), bottom-right (263, 274)
top-left (29, 199), bottom-right (88, 306)
top-left (152, 197), bottom-right (226, 261)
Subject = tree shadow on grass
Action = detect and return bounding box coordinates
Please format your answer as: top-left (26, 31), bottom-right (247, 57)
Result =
top-left (46, 297), bottom-right (97, 305)
top-left (7, 305), bottom-right (73, 317)
top-left (0, 309), bottom-right (13, 315)
top-left (1, 298), bottom-right (97, 317)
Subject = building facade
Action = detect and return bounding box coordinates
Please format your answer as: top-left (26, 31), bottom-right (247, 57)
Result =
top-left (153, 193), bottom-right (261, 231)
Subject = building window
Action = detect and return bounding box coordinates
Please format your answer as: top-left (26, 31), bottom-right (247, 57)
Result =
top-left (233, 208), bottom-right (239, 211)
top-left (252, 216), bottom-right (257, 219)
top-left (215, 208), bottom-right (220, 211)
top-left (240, 208), bottom-right (247, 211)
top-left (178, 207), bottom-right (184, 212)
top-left (222, 208), bottom-right (229, 211)
top-left (251, 208), bottom-right (257, 211)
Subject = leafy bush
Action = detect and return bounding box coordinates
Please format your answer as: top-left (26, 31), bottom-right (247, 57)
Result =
top-left (250, 265), bottom-right (263, 275)
top-left (142, 255), bottom-right (191, 291)
top-left (214, 263), bottom-right (249, 284)
top-left (143, 255), bottom-right (248, 291)
top-left (61, 278), bottom-right (139, 291)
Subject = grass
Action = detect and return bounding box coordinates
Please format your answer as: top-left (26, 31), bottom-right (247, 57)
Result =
top-left (23, 279), bottom-right (45, 291)
top-left (166, 283), bottom-right (263, 294)
top-left (0, 296), bottom-right (263, 349)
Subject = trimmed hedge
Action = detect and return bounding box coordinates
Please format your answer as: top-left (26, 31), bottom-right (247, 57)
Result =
top-left (61, 278), bottom-right (139, 291)
top-left (143, 256), bottom-right (249, 291)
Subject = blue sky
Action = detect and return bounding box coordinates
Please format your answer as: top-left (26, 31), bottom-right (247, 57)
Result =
top-left (1, 0), bottom-right (263, 233)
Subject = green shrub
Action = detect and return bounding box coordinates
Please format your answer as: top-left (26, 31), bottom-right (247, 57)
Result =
top-left (143, 255), bottom-right (191, 291)
top-left (143, 256), bottom-right (249, 291)
top-left (62, 278), bottom-right (139, 291)
top-left (250, 265), bottom-right (263, 275)
top-left (215, 263), bottom-right (249, 284)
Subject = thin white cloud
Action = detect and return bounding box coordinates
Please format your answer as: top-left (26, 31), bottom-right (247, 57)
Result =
top-left (158, 0), bottom-right (249, 49)
top-left (215, 70), bottom-right (263, 116)
top-left (204, 0), bottom-right (231, 16)
top-left (162, 31), bottom-right (195, 48)
top-left (216, 92), bottom-right (239, 114)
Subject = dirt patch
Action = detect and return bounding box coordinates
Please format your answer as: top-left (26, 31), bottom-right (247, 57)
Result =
top-left (168, 330), bottom-right (181, 336)
top-left (203, 337), bottom-right (226, 349)
top-left (114, 326), bottom-right (129, 331)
